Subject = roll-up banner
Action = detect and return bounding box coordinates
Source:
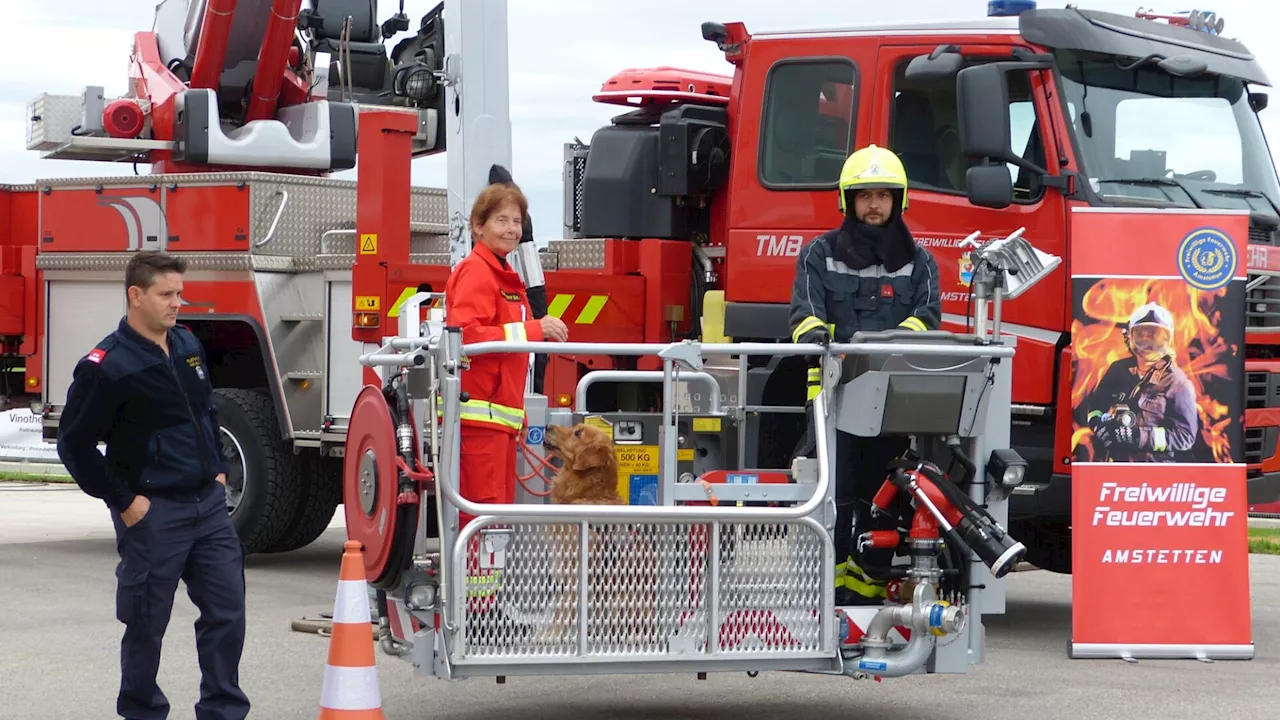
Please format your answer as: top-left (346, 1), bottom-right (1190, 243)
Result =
top-left (1068, 207), bottom-right (1253, 661)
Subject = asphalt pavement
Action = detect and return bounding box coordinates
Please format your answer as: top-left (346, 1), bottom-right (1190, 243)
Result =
top-left (2, 481), bottom-right (1277, 720)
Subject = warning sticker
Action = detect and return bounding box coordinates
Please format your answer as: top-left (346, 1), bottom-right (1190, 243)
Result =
top-left (693, 417), bottom-right (721, 433)
top-left (359, 233), bottom-right (378, 255)
top-left (355, 295), bottom-right (380, 311)
top-left (583, 415), bottom-right (613, 439)
top-left (616, 445), bottom-right (658, 475)
top-left (616, 445), bottom-right (658, 501)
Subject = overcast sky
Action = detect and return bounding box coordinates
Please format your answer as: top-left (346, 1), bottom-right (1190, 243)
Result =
top-left (6, 0), bottom-right (1280, 239)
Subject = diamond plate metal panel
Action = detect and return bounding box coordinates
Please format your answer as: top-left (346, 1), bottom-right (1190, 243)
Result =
top-left (35, 252), bottom-right (295, 272)
top-left (30, 172), bottom-right (448, 263)
top-left (457, 520), bottom-right (826, 662)
top-left (546, 239), bottom-right (606, 270)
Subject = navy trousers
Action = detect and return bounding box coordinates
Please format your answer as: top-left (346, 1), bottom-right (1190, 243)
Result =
top-left (109, 482), bottom-right (250, 720)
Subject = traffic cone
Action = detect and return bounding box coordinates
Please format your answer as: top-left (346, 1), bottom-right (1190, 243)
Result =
top-left (317, 540), bottom-right (385, 719)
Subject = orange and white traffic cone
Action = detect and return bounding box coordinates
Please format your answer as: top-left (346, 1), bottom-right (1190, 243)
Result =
top-left (317, 540), bottom-right (385, 720)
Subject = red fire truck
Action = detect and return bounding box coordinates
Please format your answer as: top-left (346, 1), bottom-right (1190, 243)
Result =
top-left (2, 0), bottom-right (1278, 562)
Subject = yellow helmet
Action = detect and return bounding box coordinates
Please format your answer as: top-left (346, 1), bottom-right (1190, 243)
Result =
top-left (837, 144), bottom-right (909, 214)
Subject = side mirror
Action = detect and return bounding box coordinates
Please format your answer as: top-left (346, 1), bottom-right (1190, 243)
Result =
top-left (1251, 92), bottom-right (1269, 113)
top-left (957, 63), bottom-right (1013, 160)
top-left (956, 58), bottom-right (1057, 207)
top-left (966, 165), bottom-right (1015, 210)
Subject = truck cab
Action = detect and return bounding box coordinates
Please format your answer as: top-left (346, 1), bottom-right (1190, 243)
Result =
top-left (698, 5), bottom-right (1280, 571)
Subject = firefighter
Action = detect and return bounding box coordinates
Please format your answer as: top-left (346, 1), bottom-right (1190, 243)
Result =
top-left (445, 181), bottom-right (569, 527)
top-left (56, 251), bottom-right (250, 720)
top-left (788, 144), bottom-right (941, 606)
top-left (1086, 302), bottom-right (1199, 462)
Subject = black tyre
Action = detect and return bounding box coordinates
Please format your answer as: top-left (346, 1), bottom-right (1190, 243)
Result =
top-left (214, 388), bottom-right (302, 554)
top-left (1011, 520), bottom-right (1073, 574)
top-left (262, 453), bottom-right (343, 554)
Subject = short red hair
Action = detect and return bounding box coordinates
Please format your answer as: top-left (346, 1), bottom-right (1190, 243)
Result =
top-left (470, 183), bottom-right (529, 232)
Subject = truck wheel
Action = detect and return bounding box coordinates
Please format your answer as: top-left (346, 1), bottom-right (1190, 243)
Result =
top-left (1012, 520), bottom-right (1073, 574)
top-left (262, 453), bottom-right (343, 554)
top-left (215, 388), bottom-right (302, 554)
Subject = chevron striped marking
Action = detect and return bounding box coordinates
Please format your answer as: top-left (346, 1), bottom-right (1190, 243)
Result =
top-left (548, 294), bottom-right (609, 324)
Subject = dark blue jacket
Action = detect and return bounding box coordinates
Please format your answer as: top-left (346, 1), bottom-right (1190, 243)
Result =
top-left (788, 228), bottom-right (942, 343)
top-left (57, 319), bottom-right (229, 513)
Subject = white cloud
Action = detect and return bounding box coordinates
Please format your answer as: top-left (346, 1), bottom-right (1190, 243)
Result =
top-left (4, 0), bottom-right (1280, 238)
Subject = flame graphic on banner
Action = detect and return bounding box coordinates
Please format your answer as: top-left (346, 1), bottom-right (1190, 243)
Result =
top-left (1071, 278), bottom-right (1234, 463)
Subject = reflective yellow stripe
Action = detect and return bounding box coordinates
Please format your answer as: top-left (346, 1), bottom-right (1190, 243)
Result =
top-left (807, 383), bottom-right (822, 401)
top-left (1152, 427), bottom-right (1168, 452)
top-left (548, 294), bottom-right (610, 324)
top-left (576, 296), bottom-right (608, 324)
top-left (548, 294), bottom-right (574, 318)
top-left (502, 321), bottom-right (528, 342)
top-left (793, 315), bottom-right (827, 342)
top-left (806, 367), bottom-right (821, 382)
top-left (435, 397), bottom-right (525, 430)
top-left (839, 561), bottom-right (887, 599)
top-left (899, 316), bottom-right (927, 332)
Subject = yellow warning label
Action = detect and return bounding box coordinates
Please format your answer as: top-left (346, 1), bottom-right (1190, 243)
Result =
top-left (678, 448), bottom-right (695, 462)
top-left (692, 417), bottom-right (721, 433)
top-left (583, 415), bottom-right (613, 439)
top-left (616, 445), bottom-right (659, 475)
top-left (359, 233), bottom-right (378, 255)
top-left (354, 296), bottom-right (380, 311)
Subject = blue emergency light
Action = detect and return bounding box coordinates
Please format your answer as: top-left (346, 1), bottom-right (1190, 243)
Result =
top-left (988, 0), bottom-right (1036, 16)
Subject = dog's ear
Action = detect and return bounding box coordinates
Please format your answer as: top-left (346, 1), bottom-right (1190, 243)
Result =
top-left (572, 440), bottom-right (614, 472)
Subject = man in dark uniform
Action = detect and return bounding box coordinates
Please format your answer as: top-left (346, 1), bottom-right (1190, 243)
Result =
top-left (1086, 302), bottom-right (1199, 462)
top-left (57, 251), bottom-right (250, 720)
top-left (788, 144), bottom-right (941, 606)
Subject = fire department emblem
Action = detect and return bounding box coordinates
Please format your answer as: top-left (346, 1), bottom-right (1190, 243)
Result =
top-left (1177, 227), bottom-right (1236, 291)
top-left (958, 252), bottom-right (974, 287)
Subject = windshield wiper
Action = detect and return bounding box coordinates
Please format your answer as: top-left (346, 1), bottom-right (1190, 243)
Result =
top-left (1096, 177), bottom-right (1203, 208)
top-left (1203, 187), bottom-right (1280, 216)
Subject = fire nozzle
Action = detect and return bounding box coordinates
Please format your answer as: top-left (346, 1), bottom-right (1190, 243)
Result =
top-left (871, 461), bottom-right (1027, 579)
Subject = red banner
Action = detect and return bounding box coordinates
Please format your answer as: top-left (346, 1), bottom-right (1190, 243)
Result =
top-left (1068, 207), bottom-right (1253, 660)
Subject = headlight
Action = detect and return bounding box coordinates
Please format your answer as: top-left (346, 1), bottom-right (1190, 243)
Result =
top-left (987, 448), bottom-right (1028, 490)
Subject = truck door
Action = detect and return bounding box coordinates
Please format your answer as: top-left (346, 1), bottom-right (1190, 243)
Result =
top-left (871, 43), bottom-right (1069, 405)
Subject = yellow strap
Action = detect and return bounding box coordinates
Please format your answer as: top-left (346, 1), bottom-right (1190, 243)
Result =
top-left (899, 316), bottom-right (927, 332)
top-left (793, 315), bottom-right (827, 343)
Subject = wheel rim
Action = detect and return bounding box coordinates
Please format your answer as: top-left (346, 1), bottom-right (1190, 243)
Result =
top-left (220, 426), bottom-right (248, 514)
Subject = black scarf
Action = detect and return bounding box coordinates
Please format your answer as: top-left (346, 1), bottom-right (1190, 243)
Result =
top-left (832, 209), bottom-right (915, 273)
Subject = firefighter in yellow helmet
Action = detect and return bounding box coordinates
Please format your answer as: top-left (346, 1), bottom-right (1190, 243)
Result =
top-left (787, 144), bottom-right (941, 606)
top-left (1084, 302), bottom-right (1199, 463)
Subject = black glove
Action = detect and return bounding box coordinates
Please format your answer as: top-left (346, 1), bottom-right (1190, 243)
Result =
top-left (1096, 421), bottom-right (1139, 449)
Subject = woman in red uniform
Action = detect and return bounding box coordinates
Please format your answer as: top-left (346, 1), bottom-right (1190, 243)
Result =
top-left (445, 182), bottom-right (568, 526)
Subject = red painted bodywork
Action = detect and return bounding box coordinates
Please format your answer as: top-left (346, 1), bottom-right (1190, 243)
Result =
top-left (5, 10), bottom-right (1280, 512)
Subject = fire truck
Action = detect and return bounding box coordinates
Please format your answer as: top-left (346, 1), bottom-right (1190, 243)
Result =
top-left (4, 0), bottom-right (1279, 569)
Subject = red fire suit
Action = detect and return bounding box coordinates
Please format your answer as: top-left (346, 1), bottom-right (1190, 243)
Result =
top-left (444, 242), bottom-right (545, 527)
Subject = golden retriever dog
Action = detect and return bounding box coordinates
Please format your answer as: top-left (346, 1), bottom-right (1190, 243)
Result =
top-left (534, 423), bottom-right (657, 647)
top-left (543, 423), bottom-right (625, 505)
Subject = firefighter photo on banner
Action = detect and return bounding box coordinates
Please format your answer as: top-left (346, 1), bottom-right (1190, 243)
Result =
top-left (1067, 207), bottom-right (1253, 662)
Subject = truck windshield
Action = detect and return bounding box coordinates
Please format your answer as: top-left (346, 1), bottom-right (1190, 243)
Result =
top-left (1054, 48), bottom-right (1280, 217)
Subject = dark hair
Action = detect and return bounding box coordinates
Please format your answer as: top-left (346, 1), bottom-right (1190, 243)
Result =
top-left (470, 183), bottom-right (529, 231)
top-left (125, 251), bottom-right (187, 292)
